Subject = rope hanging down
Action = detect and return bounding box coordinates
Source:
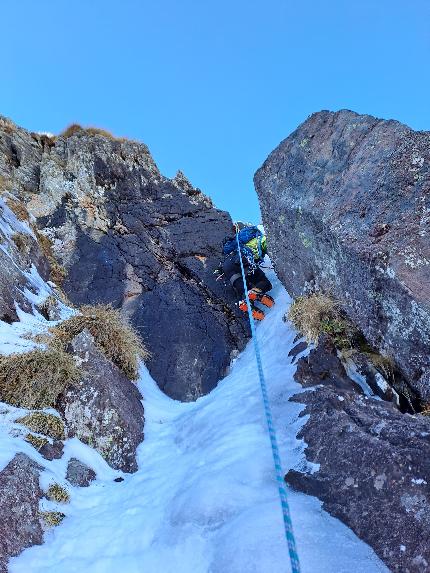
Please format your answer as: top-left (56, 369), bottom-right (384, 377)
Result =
top-left (235, 228), bottom-right (301, 573)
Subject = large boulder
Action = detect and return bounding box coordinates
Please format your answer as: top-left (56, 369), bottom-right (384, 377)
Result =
top-left (57, 329), bottom-right (145, 472)
top-left (0, 453), bottom-right (43, 572)
top-left (0, 117), bottom-right (249, 401)
top-left (255, 109), bottom-right (430, 400)
top-left (286, 342), bottom-right (430, 573)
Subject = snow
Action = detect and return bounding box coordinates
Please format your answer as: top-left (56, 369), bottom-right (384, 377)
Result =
top-left (412, 478), bottom-right (427, 485)
top-left (0, 197), bottom-right (35, 241)
top-left (6, 273), bottom-right (389, 573)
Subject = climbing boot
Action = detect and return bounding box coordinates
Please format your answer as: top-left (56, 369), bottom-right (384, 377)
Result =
top-left (248, 289), bottom-right (275, 308)
top-left (238, 300), bottom-right (265, 321)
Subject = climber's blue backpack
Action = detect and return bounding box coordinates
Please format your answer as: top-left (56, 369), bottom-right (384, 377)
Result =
top-left (222, 226), bottom-right (263, 268)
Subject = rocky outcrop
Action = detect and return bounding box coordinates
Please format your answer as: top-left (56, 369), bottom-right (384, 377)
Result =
top-left (0, 117), bottom-right (249, 401)
top-left (0, 453), bottom-right (43, 572)
top-left (286, 342), bottom-right (430, 573)
top-left (255, 109), bottom-right (430, 400)
top-left (57, 329), bottom-right (144, 472)
top-left (66, 458), bottom-right (96, 487)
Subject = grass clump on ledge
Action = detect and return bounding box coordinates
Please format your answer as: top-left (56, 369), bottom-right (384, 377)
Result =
top-left (40, 510), bottom-right (65, 527)
top-left (47, 483), bottom-right (70, 504)
top-left (287, 292), bottom-right (356, 348)
top-left (60, 123), bottom-right (128, 141)
top-left (52, 305), bottom-right (149, 380)
top-left (0, 348), bottom-right (81, 409)
top-left (421, 405), bottom-right (430, 417)
top-left (17, 412), bottom-right (65, 440)
top-left (6, 198), bottom-right (30, 221)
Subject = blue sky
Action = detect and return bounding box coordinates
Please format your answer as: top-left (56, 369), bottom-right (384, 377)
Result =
top-left (1, 0), bottom-right (429, 221)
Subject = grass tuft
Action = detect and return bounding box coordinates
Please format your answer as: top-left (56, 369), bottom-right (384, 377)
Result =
top-left (46, 483), bottom-right (70, 504)
top-left (40, 510), bottom-right (65, 527)
top-left (60, 124), bottom-right (84, 138)
top-left (17, 412), bottom-right (65, 440)
top-left (59, 123), bottom-right (130, 142)
top-left (0, 349), bottom-right (81, 408)
top-left (287, 292), bottom-right (356, 347)
top-left (85, 127), bottom-right (116, 139)
top-left (25, 433), bottom-right (48, 450)
top-left (11, 232), bottom-right (32, 256)
top-left (52, 305), bottom-right (149, 380)
top-left (421, 405), bottom-right (430, 417)
top-left (0, 117), bottom-right (16, 134)
top-left (6, 198), bottom-right (30, 221)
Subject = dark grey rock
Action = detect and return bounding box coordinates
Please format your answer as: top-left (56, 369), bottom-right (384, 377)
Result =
top-left (0, 453), bottom-right (43, 572)
top-left (287, 340), bottom-right (308, 363)
top-left (39, 440), bottom-right (64, 461)
top-left (0, 117), bottom-right (249, 401)
top-left (295, 335), bottom-right (364, 394)
top-left (255, 109), bottom-right (430, 399)
top-left (413, 370), bottom-right (430, 404)
top-left (57, 329), bottom-right (144, 472)
top-left (286, 344), bottom-right (430, 573)
top-left (66, 458), bottom-right (96, 487)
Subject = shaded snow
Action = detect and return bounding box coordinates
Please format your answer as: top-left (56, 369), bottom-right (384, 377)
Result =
top-left (8, 276), bottom-right (389, 573)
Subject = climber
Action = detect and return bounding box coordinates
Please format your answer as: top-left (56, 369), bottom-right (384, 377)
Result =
top-left (218, 222), bottom-right (274, 321)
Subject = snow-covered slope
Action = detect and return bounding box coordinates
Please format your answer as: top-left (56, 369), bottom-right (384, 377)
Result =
top-left (8, 273), bottom-right (389, 573)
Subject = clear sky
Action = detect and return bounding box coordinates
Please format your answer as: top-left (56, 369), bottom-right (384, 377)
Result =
top-left (1, 0), bottom-right (429, 221)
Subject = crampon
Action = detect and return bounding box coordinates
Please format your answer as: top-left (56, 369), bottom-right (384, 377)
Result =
top-left (248, 289), bottom-right (275, 308)
top-left (238, 300), bottom-right (265, 321)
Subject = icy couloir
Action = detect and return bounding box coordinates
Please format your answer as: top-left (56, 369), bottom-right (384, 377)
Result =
top-left (10, 273), bottom-right (388, 573)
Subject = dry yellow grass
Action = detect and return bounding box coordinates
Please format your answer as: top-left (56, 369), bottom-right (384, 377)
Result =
top-left (6, 198), bottom-right (30, 221)
top-left (60, 123), bottom-right (84, 138)
top-left (52, 304), bottom-right (149, 380)
top-left (0, 348), bottom-right (81, 408)
top-left (46, 483), bottom-right (70, 504)
top-left (11, 232), bottom-right (32, 256)
top-left (17, 412), bottom-right (65, 440)
top-left (0, 117), bottom-right (16, 134)
top-left (25, 433), bottom-right (48, 450)
top-left (421, 405), bottom-right (430, 417)
top-left (287, 292), bottom-right (355, 347)
top-left (40, 510), bottom-right (65, 527)
top-left (60, 123), bottom-right (130, 142)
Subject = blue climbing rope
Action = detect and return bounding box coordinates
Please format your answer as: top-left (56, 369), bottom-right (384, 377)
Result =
top-left (235, 227), bottom-right (301, 573)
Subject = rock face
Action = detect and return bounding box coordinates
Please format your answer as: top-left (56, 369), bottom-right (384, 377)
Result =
top-left (0, 117), bottom-right (248, 401)
top-left (286, 342), bottom-right (430, 573)
top-left (57, 329), bottom-right (145, 472)
top-left (255, 109), bottom-right (430, 400)
top-left (0, 453), bottom-right (43, 572)
top-left (0, 198), bottom-right (49, 323)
